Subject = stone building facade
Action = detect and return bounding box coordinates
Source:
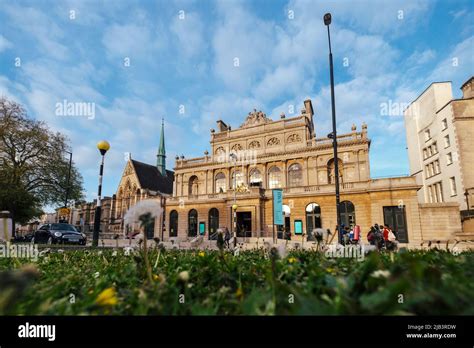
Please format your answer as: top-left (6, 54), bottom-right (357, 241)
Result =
top-left (165, 99), bottom-right (451, 246)
top-left (404, 76), bottom-right (474, 237)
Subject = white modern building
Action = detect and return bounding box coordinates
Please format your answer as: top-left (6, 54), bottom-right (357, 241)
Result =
top-left (404, 76), bottom-right (474, 234)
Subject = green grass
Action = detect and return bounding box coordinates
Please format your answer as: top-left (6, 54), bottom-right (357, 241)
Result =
top-left (0, 247), bottom-right (473, 315)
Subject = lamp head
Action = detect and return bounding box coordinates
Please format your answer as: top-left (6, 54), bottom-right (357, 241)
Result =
top-left (97, 140), bottom-right (110, 155)
top-left (324, 13), bottom-right (332, 26)
top-left (232, 204), bottom-right (238, 211)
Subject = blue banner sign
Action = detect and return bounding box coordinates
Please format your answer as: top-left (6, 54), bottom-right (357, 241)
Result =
top-left (273, 189), bottom-right (283, 225)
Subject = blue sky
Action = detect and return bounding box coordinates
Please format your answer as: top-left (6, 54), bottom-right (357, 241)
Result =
top-left (0, 0), bottom-right (473, 209)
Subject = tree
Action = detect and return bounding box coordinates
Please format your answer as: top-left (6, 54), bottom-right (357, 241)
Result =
top-left (0, 97), bottom-right (84, 233)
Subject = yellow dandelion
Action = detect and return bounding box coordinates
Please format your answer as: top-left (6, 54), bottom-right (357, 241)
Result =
top-left (95, 287), bottom-right (118, 307)
top-left (198, 251), bottom-right (205, 257)
top-left (288, 257), bottom-right (297, 264)
top-left (235, 287), bottom-right (243, 299)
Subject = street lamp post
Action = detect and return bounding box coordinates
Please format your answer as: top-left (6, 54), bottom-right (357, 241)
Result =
top-left (92, 140), bottom-right (110, 247)
top-left (324, 13), bottom-right (342, 243)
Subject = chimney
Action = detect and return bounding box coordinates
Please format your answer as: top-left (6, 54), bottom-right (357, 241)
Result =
top-left (460, 76), bottom-right (474, 99)
top-left (304, 99), bottom-right (314, 116)
top-left (216, 120), bottom-right (229, 132)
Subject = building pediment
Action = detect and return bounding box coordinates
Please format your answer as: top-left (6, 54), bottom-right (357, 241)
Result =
top-left (240, 109), bottom-right (272, 128)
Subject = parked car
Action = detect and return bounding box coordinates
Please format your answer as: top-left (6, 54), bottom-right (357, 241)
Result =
top-left (13, 232), bottom-right (35, 243)
top-left (32, 223), bottom-right (87, 245)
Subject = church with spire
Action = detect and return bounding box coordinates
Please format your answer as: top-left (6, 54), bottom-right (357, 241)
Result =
top-left (70, 120), bottom-right (174, 238)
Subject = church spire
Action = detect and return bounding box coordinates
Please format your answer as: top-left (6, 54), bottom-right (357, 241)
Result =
top-left (157, 118), bottom-right (166, 175)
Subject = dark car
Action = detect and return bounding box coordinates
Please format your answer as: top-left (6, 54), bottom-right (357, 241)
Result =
top-left (32, 223), bottom-right (87, 245)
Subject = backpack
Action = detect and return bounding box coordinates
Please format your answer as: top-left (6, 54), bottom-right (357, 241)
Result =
top-left (367, 231), bottom-right (374, 241)
top-left (388, 231), bottom-right (397, 241)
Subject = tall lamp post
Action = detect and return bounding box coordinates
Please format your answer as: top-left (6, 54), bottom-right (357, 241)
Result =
top-left (324, 13), bottom-right (342, 243)
top-left (92, 140), bottom-right (110, 247)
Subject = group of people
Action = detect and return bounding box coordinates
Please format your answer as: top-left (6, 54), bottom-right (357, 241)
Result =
top-left (367, 223), bottom-right (398, 250)
top-left (340, 224), bottom-right (360, 245)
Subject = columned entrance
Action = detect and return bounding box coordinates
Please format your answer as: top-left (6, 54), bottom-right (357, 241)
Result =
top-left (236, 212), bottom-right (252, 237)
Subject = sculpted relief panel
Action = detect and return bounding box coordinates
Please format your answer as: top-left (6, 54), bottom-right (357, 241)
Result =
top-left (287, 133), bottom-right (302, 144)
top-left (267, 137), bottom-right (280, 147)
top-left (231, 143), bottom-right (243, 152)
top-left (248, 140), bottom-right (261, 149)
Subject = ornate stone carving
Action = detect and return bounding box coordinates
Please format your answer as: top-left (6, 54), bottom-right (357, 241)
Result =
top-left (124, 163), bottom-right (133, 176)
top-left (287, 133), bottom-right (301, 143)
top-left (267, 137), bottom-right (280, 146)
top-left (248, 140), bottom-right (261, 149)
top-left (215, 146), bottom-right (225, 155)
top-left (231, 143), bottom-right (243, 151)
top-left (235, 183), bottom-right (249, 193)
top-left (240, 109), bottom-right (272, 128)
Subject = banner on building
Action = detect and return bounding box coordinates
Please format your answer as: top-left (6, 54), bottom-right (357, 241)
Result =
top-left (272, 189), bottom-right (283, 225)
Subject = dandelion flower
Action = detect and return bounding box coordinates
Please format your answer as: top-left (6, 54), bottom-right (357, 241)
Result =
top-left (288, 257), bottom-right (297, 264)
top-left (178, 271), bottom-right (189, 282)
top-left (235, 287), bottom-right (243, 299)
top-left (153, 274), bottom-right (166, 283)
top-left (95, 287), bottom-right (118, 306)
top-left (198, 251), bottom-right (205, 257)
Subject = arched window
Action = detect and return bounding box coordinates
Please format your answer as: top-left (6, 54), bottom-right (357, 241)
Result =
top-left (169, 210), bottom-right (178, 237)
top-left (249, 168), bottom-right (262, 186)
top-left (306, 203), bottom-right (322, 233)
top-left (340, 201), bottom-right (356, 227)
top-left (215, 172), bottom-right (226, 193)
top-left (188, 209), bottom-right (198, 237)
top-left (189, 176), bottom-right (199, 196)
top-left (288, 163), bottom-right (303, 187)
top-left (231, 170), bottom-right (244, 189)
top-left (268, 166), bottom-right (282, 189)
top-left (208, 208), bottom-right (219, 240)
top-left (327, 158), bottom-right (343, 184)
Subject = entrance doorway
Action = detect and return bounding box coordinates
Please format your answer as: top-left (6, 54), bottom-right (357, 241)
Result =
top-left (236, 212), bottom-right (252, 237)
top-left (383, 206), bottom-right (408, 243)
top-left (208, 208), bottom-right (219, 240)
top-left (188, 209), bottom-right (198, 237)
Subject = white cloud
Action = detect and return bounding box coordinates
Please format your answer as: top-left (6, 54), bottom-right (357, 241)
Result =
top-left (212, 3), bottom-right (275, 92)
top-left (171, 11), bottom-right (206, 58)
top-left (427, 36), bottom-right (474, 88)
top-left (0, 35), bottom-right (13, 52)
top-left (3, 4), bottom-right (69, 60)
top-left (102, 24), bottom-right (159, 59)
